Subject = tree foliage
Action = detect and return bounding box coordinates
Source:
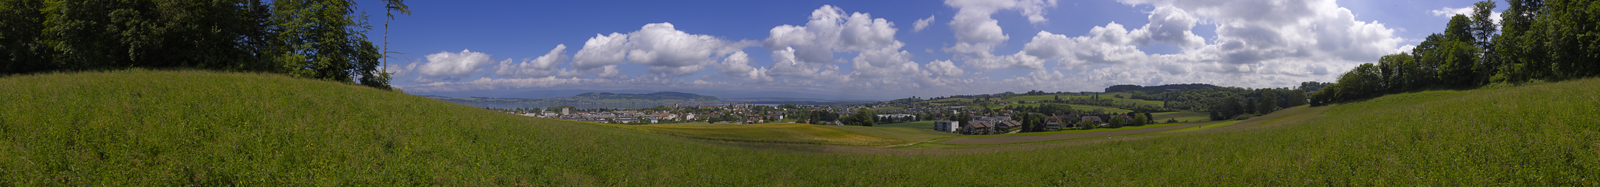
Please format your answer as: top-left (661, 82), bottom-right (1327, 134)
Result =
top-left (1314, 0), bottom-right (1600, 105)
top-left (0, 0), bottom-right (391, 89)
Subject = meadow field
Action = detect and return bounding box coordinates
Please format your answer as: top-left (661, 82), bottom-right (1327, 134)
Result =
top-left (1152, 111), bottom-right (1210, 123)
top-left (2, 70), bottom-right (1595, 185)
top-left (626, 123), bottom-right (910, 146)
top-left (872, 120), bottom-right (936, 129)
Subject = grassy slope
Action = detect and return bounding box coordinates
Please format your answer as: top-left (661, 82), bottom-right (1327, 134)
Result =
top-left (2, 70), bottom-right (1596, 185)
top-left (1161, 120), bottom-right (1242, 133)
top-left (822, 126), bottom-right (952, 142)
top-left (873, 120), bottom-right (936, 129)
top-left (628, 123), bottom-right (909, 146)
top-left (965, 122), bottom-right (1196, 137)
top-left (1152, 111), bottom-right (1210, 122)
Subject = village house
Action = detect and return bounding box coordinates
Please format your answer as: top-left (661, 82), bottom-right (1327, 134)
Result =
top-left (1080, 116), bottom-right (1104, 127)
top-left (964, 121), bottom-right (993, 134)
top-left (995, 120), bottom-right (1022, 131)
top-left (616, 117), bottom-right (640, 124)
top-left (1043, 116), bottom-right (1063, 130)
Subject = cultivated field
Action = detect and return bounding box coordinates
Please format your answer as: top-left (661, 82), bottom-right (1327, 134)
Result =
top-left (3, 70), bottom-right (1594, 185)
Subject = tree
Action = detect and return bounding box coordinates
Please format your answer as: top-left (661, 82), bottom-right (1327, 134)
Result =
top-left (1436, 15), bottom-right (1481, 87)
top-left (1283, 89), bottom-right (1306, 107)
top-left (1132, 113), bottom-right (1148, 126)
top-left (849, 109), bottom-right (877, 126)
top-left (0, 0), bottom-right (48, 73)
top-left (1, 0), bottom-right (392, 89)
top-left (381, 0), bottom-right (411, 84)
top-left (1378, 53), bottom-right (1414, 91)
top-left (1471, 0), bottom-right (1498, 49)
top-left (1221, 97), bottom-right (1241, 118)
top-left (1258, 90), bottom-right (1277, 114)
top-left (1435, 41), bottom-right (1480, 87)
top-left (1470, 0), bottom-right (1501, 85)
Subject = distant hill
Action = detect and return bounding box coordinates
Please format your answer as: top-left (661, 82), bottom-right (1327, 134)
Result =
top-left (1104, 83), bottom-right (1217, 93)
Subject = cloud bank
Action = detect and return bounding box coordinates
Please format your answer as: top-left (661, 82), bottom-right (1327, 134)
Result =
top-left (394, 0), bottom-right (1411, 99)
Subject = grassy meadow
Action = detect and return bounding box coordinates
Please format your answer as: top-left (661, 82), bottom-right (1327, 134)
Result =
top-left (1152, 111), bottom-right (1210, 123)
top-left (1, 70), bottom-right (1595, 185)
top-left (872, 120), bottom-right (937, 129)
top-left (822, 126), bottom-right (951, 142)
top-left (626, 123), bottom-right (910, 146)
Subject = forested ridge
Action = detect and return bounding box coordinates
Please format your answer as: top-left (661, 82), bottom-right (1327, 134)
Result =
top-left (0, 0), bottom-right (406, 89)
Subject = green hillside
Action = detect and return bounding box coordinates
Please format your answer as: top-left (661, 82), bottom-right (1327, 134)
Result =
top-left (2, 70), bottom-right (1595, 185)
top-left (630, 123), bottom-right (909, 146)
top-left (1001, 94), bottom-right (1165, 106)
top-left (1152, 111), bottom-right (1209, 122)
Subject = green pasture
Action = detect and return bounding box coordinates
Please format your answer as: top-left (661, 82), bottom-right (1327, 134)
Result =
top-left (964, 122), bottom-right (1196, 137)
top-left (2, 70), bottom-right (1595, 185)
top-left (873, 120), bottom-right (937, 129)
top-left (626, 123), bottom-right (909, 146)
top-left (1152, 111), bottom-right (1210, 123)
top-left (1161, 120), bottom-right (1241, 133)
top-left (823, 126), bottom-right (953, 142)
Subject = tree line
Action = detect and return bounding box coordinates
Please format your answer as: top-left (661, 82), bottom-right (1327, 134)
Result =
top-left (1156, 86), bottom-right (1307, 119)
top-left (1, 0), bottom-right (408, 89)
top-left (1313, 0), bottom-right (1599, 105)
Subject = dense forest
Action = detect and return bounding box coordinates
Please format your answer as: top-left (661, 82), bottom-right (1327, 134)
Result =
top-left (0, 0), bottom-right (406, 89)
top-left (1312, 0), bottom-right (1599, 105)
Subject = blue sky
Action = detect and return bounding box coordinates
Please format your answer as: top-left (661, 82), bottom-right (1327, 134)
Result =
top-left (363, 0), bottom-right (1501, 100)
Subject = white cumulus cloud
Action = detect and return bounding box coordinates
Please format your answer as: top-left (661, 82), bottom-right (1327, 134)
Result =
top-left (913, 15), bottom-right (936, 32)
top-left (494, 44), bottom-right (569, 78)
top-left (716, 51), bottom-right (773, 83)
top-left (943, 0), bottom-right (1059, 70)
top-left (764, 5), bottom-right (929, 85)
top-left (416, 49), bottom-right (496, 81)
top-left (570, 23), bottom-right (754, 78)
top-left (1429, 6), bottom-right (1500, 24)
top-left (926, 59), bottom-right (964, 77)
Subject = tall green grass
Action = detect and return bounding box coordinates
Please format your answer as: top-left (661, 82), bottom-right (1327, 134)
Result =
top-left (1, 70), bottom-right (1595, 185)
top-left (630, 123), bottom-right (911, 146)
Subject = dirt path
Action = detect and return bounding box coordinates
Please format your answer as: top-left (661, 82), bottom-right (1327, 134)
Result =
top-left (939, 121), bottom-right (1220, 145)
